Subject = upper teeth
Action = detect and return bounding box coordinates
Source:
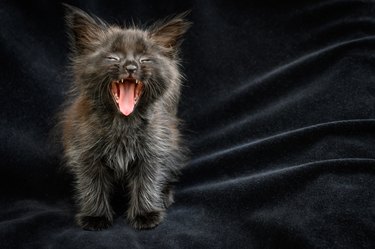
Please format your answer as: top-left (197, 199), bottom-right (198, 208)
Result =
top-left (117, 79), bottom-right (139, 84)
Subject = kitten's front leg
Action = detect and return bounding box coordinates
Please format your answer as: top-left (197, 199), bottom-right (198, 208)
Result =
top-left (126, 162), bottom-right (166, 230)
top-left (74, 164), bottom-right (114, 231)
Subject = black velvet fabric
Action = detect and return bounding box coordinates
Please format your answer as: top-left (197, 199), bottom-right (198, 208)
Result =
top-left (1, 0), bottom-right (375, 248)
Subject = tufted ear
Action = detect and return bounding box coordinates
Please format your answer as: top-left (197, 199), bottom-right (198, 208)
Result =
top-left (150, 11), bottom-right (192, 56)
top-left (63, 3), bottom-right (106, 55)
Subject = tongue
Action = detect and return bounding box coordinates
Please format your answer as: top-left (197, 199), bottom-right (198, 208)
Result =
top-left (118, 82), bottom-right (135, 116)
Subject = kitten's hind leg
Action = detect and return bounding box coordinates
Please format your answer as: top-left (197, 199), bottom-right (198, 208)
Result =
top-left (162, 184), bottom-right (175, 208)
top-left (74, 164), bottom-right (114, 231)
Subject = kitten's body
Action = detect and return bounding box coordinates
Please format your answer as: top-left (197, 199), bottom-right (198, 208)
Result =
top-left (61, 5), bottom-right (190, 230)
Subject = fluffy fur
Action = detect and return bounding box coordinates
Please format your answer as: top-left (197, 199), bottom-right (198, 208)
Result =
top-left (60, 4), bottom-right (190, 230)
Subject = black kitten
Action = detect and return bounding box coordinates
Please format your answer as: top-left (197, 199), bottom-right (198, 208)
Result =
top-left (60, 4), bottom-right (190, 230)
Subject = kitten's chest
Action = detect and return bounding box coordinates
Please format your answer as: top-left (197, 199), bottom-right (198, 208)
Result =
top-left (104, 120), bottom-right (144, 174)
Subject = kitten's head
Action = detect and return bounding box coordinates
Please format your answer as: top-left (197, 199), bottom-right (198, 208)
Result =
top-left (64, 4), bottom-right (191, 116)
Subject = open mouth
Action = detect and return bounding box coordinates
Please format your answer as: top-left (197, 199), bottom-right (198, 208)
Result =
top-left (110, 78), bottom-right (143, 116)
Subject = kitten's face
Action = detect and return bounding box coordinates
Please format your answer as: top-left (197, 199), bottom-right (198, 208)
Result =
top-left (65, 5), bottom-right (190, 116)
top-left (82, 29), bottom-right (166, 116)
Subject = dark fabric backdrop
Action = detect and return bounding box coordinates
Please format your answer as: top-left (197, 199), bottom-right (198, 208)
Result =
top-left (1, 0), bottom-right (375, 248)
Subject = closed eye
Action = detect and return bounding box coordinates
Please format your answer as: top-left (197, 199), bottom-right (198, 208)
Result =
top-left (106, 55), bottom-right (120, 61)
top-left (140, 58), bottom-right (152, 63)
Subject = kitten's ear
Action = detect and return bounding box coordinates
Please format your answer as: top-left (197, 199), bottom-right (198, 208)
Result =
top-left (63, 3), bottom-right (106, 55)
top-left (150, 11), bottom-right (192, 56)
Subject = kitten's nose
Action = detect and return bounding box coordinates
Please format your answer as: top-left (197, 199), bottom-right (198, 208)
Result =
top-left (125, 64), bottom-right (137, 74)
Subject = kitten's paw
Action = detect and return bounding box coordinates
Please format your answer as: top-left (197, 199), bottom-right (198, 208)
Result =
top-left (77, 215), bottom-right (113, 231)
top-left (128, 211), bottom-right (165, 230)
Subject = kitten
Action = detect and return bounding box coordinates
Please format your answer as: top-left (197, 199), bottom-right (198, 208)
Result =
top-left (60, 4), bottom-right (190, 230)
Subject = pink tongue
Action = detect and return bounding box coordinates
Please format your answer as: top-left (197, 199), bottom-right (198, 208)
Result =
top-left (118, 83), bottom-right (135, 116)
